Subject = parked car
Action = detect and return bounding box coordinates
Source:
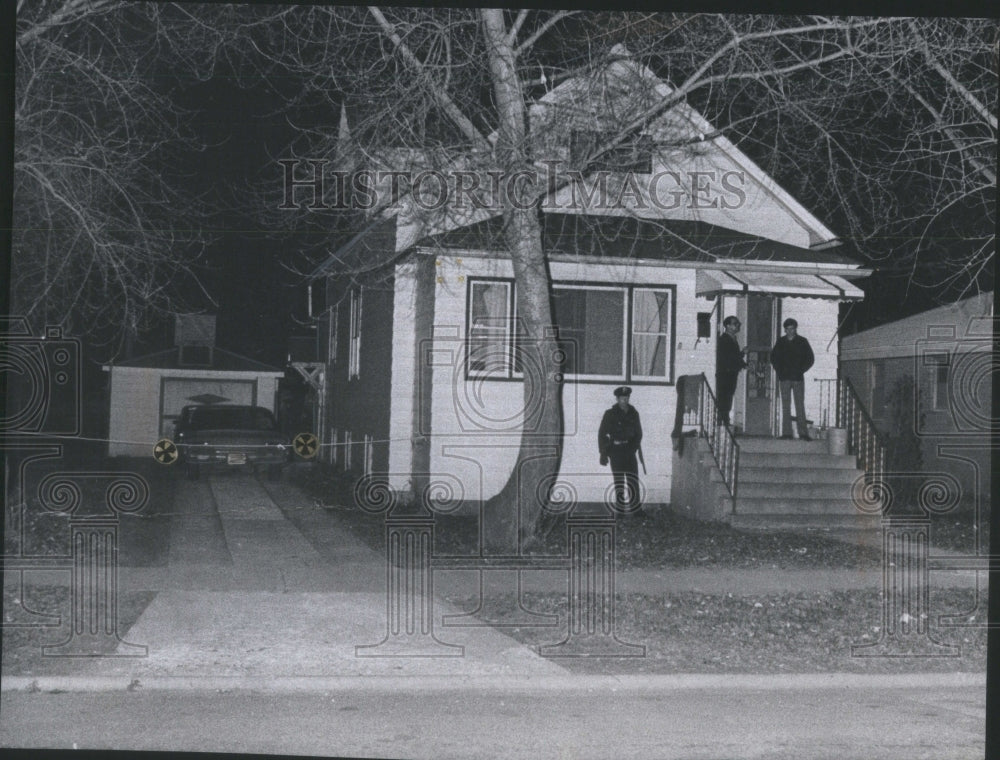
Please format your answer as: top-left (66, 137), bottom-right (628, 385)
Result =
top-left (173, 405), bottom-right (291, 480)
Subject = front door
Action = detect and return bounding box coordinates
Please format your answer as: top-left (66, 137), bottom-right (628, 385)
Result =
top-left (743, 295), bottom-right (775, 435)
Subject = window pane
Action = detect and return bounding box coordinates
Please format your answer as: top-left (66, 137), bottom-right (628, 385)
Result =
top-left (871, 360), bottom-right (885, 415)
top-left (469, 282), bottom-right (510, 374)
top-left (632, 289), bottom-right (670, 378)
top-left (935, 365), bottom-right (949, 410)
top-left (553, 288), bottom-right (624, 376)
top-left (632, 334), bottom-right (667, 376)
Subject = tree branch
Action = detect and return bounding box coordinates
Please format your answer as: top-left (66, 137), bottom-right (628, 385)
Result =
top-left (367, 6), bottom-right (491, 153)
top-left (908, 19), bottom-right (997, 132)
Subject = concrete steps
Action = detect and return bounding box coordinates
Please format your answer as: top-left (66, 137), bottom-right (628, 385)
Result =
top-left (738, 452), bottom-right (858, 469)
top-left (739, 467), bottom-right (858, 485)
top-left (726, 435), bottom-right (873, 532)
top-left (729, 512), bottom-right (882, 531)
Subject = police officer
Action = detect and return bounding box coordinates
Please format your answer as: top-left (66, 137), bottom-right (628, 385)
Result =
top-left (599, 386), bottom-right (643, 515)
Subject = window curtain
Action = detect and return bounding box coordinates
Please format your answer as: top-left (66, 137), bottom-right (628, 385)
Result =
top-left (632, 290), bottom-right (669, 377)
top-left (471, 283), bottom-right (509, 372)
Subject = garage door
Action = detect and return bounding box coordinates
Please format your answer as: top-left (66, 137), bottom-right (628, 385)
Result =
top-left (160, 377), bottom-right (257, 438)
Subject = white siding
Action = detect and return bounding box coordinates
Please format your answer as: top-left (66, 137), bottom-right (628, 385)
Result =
top-left (107, 368), bottom-right (163, 458)
top-left (388, 261), bottom-right (420, 489)
top-left (418, 253), bottom-right (721, 504)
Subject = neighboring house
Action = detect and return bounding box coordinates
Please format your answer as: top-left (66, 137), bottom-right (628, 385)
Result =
top-left (840, 291), bottom-right (994, 509)
top-left (104, 315), bottom-right (283, 458)
top-left (313, 49), bottom-right (870, 509)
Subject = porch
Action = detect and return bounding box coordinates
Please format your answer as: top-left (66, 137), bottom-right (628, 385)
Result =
top-left (669, 374), bottom-right (885, 530)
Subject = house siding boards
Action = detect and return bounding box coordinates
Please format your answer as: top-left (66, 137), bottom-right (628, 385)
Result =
top-left (839, 292), bottom-right (994, 508)
top-left (374, 250), bottom-right (847, 504)
top-left (323, 49), bottom-right (868, 508)
top-left (326, 275), bottom-right (396, 475)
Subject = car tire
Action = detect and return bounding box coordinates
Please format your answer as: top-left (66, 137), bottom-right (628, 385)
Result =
top-left (267, 464), bottom-right (282, 482)
top-left (187, 464), bottom-right (201, 481)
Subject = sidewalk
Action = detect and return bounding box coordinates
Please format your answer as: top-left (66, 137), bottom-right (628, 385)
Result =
top-left (1, 474), bottom-right (985, 692)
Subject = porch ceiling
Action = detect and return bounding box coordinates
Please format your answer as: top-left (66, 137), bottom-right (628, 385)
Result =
top-left (695, 270), bottom-right (864, 301)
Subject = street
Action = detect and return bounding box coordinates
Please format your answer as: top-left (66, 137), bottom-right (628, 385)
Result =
top-left (0, 682), bottom-right (986, 759)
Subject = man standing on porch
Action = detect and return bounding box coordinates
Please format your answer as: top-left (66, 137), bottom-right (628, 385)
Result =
top-left (599, 387), bottom-right (643, 516)
top-left (715, 316), bottom-right (747, 428)
top-left (770, 318), bottom-right (815, 440)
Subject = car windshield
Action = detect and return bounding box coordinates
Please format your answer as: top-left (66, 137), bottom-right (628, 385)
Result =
top-left (187, 407), bottom-right (276, 431)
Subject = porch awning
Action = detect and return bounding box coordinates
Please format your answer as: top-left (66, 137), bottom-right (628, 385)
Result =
top-left (695, 270), bottom-right (865, 300)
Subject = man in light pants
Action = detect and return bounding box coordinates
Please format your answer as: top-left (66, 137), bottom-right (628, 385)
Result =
top-left (770, 318), bottom-right (815, 440)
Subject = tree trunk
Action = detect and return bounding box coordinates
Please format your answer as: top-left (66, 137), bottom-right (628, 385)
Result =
top-left (480, 9), bottom-right (564, 553)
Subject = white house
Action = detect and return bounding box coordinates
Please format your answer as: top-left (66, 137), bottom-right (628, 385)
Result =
top-left (313, 49), bottom-right (871, 516)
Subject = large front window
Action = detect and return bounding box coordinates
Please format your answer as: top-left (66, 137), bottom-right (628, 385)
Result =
top-left (552, 286), bottom-right (626, 378)
top-left (465, 278), bottom-right (674, 382)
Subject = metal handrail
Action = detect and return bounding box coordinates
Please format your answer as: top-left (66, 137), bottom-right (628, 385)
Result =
top-left (695, 373), bottom-right (740, 502)
top-left (838, 376), bottom-right (887, 487)
top-left (814, 376), bottom-right (887, 486)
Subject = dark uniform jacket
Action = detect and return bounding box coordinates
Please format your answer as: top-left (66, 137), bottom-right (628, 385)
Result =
top-left (716, 332), bottom-right (747, 377)
top-left (599, 404), bottom-right (643, 458)
top-left (770, 335), bottom-right (815, 381)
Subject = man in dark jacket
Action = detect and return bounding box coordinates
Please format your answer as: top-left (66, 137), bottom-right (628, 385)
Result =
top-left (770, 318), bottom-right (815, 440)
top-left (599, 386), bottom-right (643, 515)
top-left (715, 316), bottom-right (747, 427)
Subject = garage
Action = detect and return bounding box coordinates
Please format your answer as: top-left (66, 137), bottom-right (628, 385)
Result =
top-left (104, 347), bottom-right (284, 458)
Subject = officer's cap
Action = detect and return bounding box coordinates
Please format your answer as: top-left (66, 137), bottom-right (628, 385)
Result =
top-left (613, 386), bottom-right (632, 397)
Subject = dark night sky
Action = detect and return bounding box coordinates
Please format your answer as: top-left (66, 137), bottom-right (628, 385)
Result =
top-left (137, 32), bottom-right (992, 366)
top-left (147, 71), bottom-right (322, 369)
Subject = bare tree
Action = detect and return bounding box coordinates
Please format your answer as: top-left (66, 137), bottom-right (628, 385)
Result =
top-left (210, 9), bottom-right (995, 545)
top-left (12, 1), bottom-right (217, 353)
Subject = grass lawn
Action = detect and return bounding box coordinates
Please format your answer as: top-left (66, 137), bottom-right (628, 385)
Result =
top-left (439, 588), bottom-right (988, 675)
top-left (287, 463), bottom-right (989, 675)
top-left (2, 460), bottom-right (987, 677)
top-left (1, 585), bottom-right (157, 676)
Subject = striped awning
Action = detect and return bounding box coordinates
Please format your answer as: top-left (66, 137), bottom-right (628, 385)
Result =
top-left (696, 270), bottom-right (864, 300)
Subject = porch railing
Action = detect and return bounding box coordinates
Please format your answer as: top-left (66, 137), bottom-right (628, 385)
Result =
top-left (681, 374), bottom-right (740, 502)
top-left (814, 377), bottom-right (887, 486)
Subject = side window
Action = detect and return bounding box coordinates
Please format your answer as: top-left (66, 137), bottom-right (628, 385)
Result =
top-left (929, 354), bottom-right (950, 411)
top-left (328, 304), bottom-right (338, 364)
top-left (252, 408), bottom-right (276, 430)
top-left (348, 288), bottom-right (362, 379)
top-left (467, 281), bottom-right (512, 376)
top-left (364, 434), bottom-right (374, 476)
top-left (870, 359), bottom-right (885, 418)
top-left (631, 288), bottom-right (672, 380)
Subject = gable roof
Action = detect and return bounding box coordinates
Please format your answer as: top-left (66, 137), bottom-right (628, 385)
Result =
top-left (418, 213), bottom-right (860, 268)
top-left (327, 46), bottom-right (856, 270)
top-left (527, 45), bottom-right (840, 250)
top-left (107, 347), bottom-right (284, 373)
